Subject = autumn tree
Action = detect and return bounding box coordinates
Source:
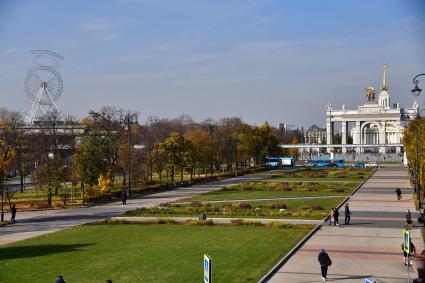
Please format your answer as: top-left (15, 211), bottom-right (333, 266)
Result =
top-left (403, 117), bottom-right (425, 194)
top-left (156, 132), bottom-right (192, 184)
top-left (186, 129), bottom-right (211, 177)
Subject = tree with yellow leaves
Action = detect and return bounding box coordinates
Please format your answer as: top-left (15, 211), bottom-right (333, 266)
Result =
top-left (403, 117), bottom-right (425, 201)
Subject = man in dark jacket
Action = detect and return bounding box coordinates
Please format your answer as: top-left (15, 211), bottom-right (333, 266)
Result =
top-left (55, 275), bottom-right (66, 283)
top-left (344, 203), bottom-right (351, 225)
top-left (333, 208), bottom-right (340, 226)
top-left (395, 188), bottom-right (402, 200)
top-left (318, 249), bottom-right (332, 281)
top-left (406, 209), bottom-right (412, 226)
top-left (11, 204), bottom-right (17, 224)
top-left (121, 191), bottom-right (127, 206)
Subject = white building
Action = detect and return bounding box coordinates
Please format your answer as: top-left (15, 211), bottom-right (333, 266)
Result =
top-left (325, 64), bottom-right (417, 154)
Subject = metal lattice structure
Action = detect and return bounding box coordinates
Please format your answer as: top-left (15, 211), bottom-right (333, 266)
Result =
top-left (23, 50), bottom-right (64, 124)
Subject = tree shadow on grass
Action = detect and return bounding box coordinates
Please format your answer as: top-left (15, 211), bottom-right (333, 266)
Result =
top-left (0, 243), bottom-right (93, 261)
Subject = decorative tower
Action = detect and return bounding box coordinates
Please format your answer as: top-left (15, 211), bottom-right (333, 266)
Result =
top-left (378, 63), bottom-right (390, 108)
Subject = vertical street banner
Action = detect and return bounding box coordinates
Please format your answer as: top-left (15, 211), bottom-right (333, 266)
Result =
top-left (204, 254), bottom-right (212, 283)
top-left (403, 229), bottom-right (410, 254)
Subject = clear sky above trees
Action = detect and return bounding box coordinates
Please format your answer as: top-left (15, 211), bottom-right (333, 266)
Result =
top-left (0, 0), bottom-right (424, 127)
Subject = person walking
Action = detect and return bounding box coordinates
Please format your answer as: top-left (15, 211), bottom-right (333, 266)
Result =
top-left (333, 207), bottom-right (340, 226)
top-left (10, 204), bottom-right (17, 224)
top-left (121, 190), bottom-right (127, 206)
top-left (406, 209), bottom-right (413, 226)
top-left (395, 188), bottom-right (402, 200)
top-left (344, 203), bottom-right (351, 225)
top-left (318, 248), bottom-right (332, 281)
top-left (329, 208), bottom-right (335, 225)
top-left (402, 239), bottom-right (416, 265)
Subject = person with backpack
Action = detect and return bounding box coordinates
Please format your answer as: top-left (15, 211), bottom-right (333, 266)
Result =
top-left (318, 248), bottom-right (332, 281)
top-left (402, 239), bottom-right (416, 265)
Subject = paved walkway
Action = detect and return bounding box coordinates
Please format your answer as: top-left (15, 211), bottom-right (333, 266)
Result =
top-left (269, 167), bottom-right (422, 283)
top-left (0, 174), bottom-right (268, 245)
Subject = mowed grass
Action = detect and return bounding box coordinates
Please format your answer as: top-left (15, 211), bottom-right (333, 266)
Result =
top-left (0, 224), bottom-right (311, 283)
top-left (127, 197), bottom-right (343, 219)
top-left (187, 181), bottom-right (359, 201)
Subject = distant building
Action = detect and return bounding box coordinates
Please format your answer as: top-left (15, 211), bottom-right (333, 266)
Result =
top-left (325, 64), bottom-right (417, 153)
top-left (283, 64), bottom-right (418, 161)
top-left (304, 125), bottom-right (326, 144)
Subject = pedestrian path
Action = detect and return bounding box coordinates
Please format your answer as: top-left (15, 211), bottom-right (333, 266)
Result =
top-left (0, 173), bottom-right (268, 245)
top-left (269, 167), bottom-right (422, 283)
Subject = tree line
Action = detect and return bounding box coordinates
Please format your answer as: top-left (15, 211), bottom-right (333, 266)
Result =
top-left (0, 106), bottom-right (302, 206)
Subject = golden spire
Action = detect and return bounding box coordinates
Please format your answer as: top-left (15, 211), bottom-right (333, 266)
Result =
top-left (381, 63), bottom-right (388, 91)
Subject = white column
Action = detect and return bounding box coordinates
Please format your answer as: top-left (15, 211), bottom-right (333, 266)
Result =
top-left (356, 121), bottom-right (361, 153)
top-left (341, 121), bottom-right (347, 153)
top-left (395, 120), bottom-right (401, 153)
top-left (326, 121), bottom-right (333, 153)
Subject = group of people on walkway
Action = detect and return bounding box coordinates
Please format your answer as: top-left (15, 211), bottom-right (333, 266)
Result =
top-left (329, 203), bottom-right (351, 226)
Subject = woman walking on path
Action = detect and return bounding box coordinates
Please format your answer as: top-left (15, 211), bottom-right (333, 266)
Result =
top-left (318, 248), bottom-right (332, 281)
top-left (329, 208), bottom-right (335, 225)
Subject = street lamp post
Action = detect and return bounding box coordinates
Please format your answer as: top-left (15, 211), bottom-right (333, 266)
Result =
top-left (411, 74), bottom-right (424, 209)
top-left (122, 113), bottom-right (138, 197)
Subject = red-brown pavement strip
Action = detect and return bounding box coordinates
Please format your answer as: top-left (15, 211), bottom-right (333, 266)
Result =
top-left (268, 167), bottom-right (422, 283)
top-left (302, 244), bottom-right (400, 253)
top-left (296, 251), bottom-right (400, 261)
top-left (351, 216), bottom-right (405, 221)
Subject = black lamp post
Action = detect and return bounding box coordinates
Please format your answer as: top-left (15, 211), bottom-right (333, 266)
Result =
top-left (411, 74), bottom-right (424, 208)
top-left (122, 113), bottom-right (138, 197)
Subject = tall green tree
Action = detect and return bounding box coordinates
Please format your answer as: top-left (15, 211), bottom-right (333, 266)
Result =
top-left (157, 132), bottom-right (191, 183)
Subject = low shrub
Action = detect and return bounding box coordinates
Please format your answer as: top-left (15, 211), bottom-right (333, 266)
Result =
top-left (238, 203), bottom-right (252, 209)
top-left (190, 201), bottom-right (202, 207)
top-left (231, 219), bottom-right (245, 225)
top-left (271, 203), bottom-right (287, 209)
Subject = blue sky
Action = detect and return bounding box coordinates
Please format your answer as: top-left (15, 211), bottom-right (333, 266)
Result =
top-left (0, 0), bottom-right (424, 127)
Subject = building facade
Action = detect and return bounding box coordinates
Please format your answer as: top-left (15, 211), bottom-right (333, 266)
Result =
top-left (325, 64), bottom-right (418, 153)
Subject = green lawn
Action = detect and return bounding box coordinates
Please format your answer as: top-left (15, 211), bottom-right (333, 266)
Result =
top-left (187, 181), bottom-right (359, 201)
top-left (0, 224), bottom-right (311, 283)
top-left (127, 197), bottom-right (343, 219)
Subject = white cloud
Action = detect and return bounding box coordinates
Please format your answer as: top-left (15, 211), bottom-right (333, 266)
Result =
top-left (78, 19), bottom-right (125, 41)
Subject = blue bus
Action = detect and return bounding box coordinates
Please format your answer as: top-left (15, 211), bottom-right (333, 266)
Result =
top-left (265, 156), bottom-right (295, 168)
top-left (311, 158), bottom-right (345, 167)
